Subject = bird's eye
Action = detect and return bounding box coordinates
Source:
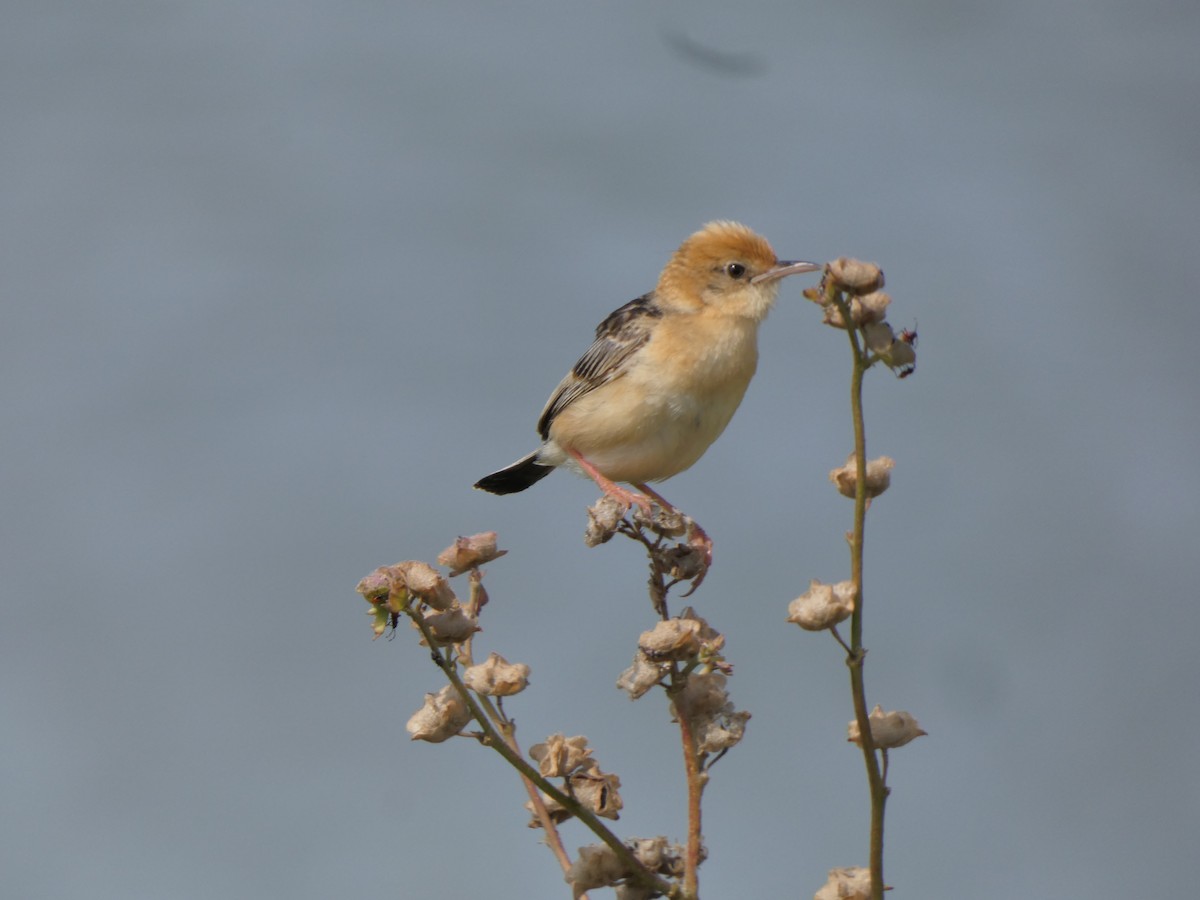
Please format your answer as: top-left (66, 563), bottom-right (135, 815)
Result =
top-left (725, 262), bottom-right (747, 279)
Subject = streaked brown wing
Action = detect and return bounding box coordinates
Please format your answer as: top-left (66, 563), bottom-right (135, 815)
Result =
top-left (536, 292), bottom-right (662, 439)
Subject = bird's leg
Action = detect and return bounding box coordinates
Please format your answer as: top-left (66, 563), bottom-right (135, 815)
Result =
top-left (633, 482), bottom-right (713, 570)
top-left (568, 449), bottom-right (654, 514)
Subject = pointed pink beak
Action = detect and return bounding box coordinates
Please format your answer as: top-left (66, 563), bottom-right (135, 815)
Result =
top-left (751, 260), bottom-right (822, 284)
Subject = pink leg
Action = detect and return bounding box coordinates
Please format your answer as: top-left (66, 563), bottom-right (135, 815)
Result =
top-left (568, 449), bottom-right (653, 514)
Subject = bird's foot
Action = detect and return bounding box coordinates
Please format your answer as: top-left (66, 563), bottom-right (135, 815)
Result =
top-left (678, 520), bottom-right (712, 597)
top-left (604, 482), bottom-right (655, 515)
top-left (686, 520), bottom-right (714, 570)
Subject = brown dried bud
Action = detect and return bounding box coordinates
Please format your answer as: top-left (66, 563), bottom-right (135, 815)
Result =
top-left (437, 531), bottom-right (507, 575)
top-left (400, 561), bottom-right (457, 610)
top-left (787, 579), bottom-right (857, 631)
top-left (616, 651), bottom-right (665, 699)
top-left (675, 672), bottom-right (750, 755)
top-left (462, 652), bottom-right (530, 696)
top-left (567, 838), bottom-right (685, 898)
top-left (862, 321), bottom-right (896, 354)
top-left (530, 733), bottom-right (596, 778)
top-left (676, 671), bottom-right (731, 718)
top-left (421, 606), bottom-right (479, 644)
top-left (822, 291), bottom-right (892, 329)
top-left (814, 866), bottom-right (874, 900)
top-left (355, 563), bottom-right (418, 615)
top-left (626, 836), bottom-right (669, 871)
top-left (695, 708), bottom-right (751, 755)
top-left (406, 685), bottom-right (471, 743)
top-left (858, 320), bottom-right (918, 376)
top-left (638, 618), bottom-right (702, 660)
top-left (829, 453), bottom-right (895, 499)
top-left (355, 568), bottom-right (393, 606)
top-left (566, 844), bottom-right (627, 896)
top-left (826, 257), bottom-right (884, 294)
top-left (638, 618), bottom-right (702, 661)
top-left (856, 291), bottom-right (891, 323)
top-left (569, 770), bottom-right (622, 820)
top-left (584, 496), bottom-right (626, 546)
top-left (848, 704), bottom-right (927, 749)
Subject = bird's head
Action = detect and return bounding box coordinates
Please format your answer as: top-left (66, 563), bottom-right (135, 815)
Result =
top-left (656, 221), bottom-right (820, 321)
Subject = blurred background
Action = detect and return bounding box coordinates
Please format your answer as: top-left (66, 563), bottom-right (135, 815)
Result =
top-left (4, 1), bottom-right (1198, 897)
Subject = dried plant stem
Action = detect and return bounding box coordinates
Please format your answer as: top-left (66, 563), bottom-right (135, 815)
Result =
top-left (453, 579), bottom-right (581, 881)
top-left (835, 296), bottom-right (889, 900)
top-left (409, 611), bottom-right (677, 899)
top-left (669, 668), bottom-right (704, 900)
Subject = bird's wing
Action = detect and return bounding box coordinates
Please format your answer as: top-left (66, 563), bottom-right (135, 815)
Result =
top-left (536, 292), bottom-right (663, 439)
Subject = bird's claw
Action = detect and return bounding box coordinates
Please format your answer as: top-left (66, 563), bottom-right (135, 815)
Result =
top-left (687, 521), bottom-right (714, 569)
top-left (602, 482), bottom-right (654, 515)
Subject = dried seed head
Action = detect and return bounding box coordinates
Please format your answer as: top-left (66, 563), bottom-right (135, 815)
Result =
top-left (826, 257), bottom-right (885, 294)
top-left (617, 651), bottom-right (666, 699)
top-left (638, 618), bottom-right (703, 661)
top-left (695, 708), bottom-right (751, 755)
top-left (848, 704), bottom-right (928, 749)
top-left (401, 561), bottom-right (457, 610)
top-left (675, 672), bottom-right (751, 755)
top-left (585, 496), bottom-right (626, 546)
top-left (566, 844), bottom-right (627, 896)
top-left (822, 291), bottom-right (892, 329)
top-left (529, 733), bottom-right (596, 778)
top-left (814, 866), bottom-right (874, 900)
top-left (355, 563), bottom-right (419, 614)
top-left (787, 579), bottom-right (857, 631)
top-left (420, 606), bottom-right (480, 644)
top-left (405, 685), bottom-right (471, 743)
top-left (677, 671), bottom-right (731, 718)
top-left (862, 321), bottom-right (896, 354)
top-left (462, 651), bottom-right (530, 696)
top-left (355, 568), bottom-right (394, 607)
top-left (437, 531), bottom-right (507, 575)
top-left (567, 838), bottom-right (687, 898)
top-left (569, 770), bottom-right (623, 819)
top-left (829, 453), bottom-right (895, 499)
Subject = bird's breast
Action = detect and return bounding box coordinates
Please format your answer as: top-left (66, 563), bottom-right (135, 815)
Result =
top-left (547, 316), bottom-right (761, 483)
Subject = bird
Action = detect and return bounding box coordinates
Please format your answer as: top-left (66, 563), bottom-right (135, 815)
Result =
top-left (474, 220), bottom-right (819, 523)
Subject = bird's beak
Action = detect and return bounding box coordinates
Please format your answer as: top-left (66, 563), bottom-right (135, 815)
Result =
top-left (751, 260), bottom-right (822, 284)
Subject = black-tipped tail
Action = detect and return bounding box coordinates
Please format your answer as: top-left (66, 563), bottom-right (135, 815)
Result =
top-left (474, 452), bottom-right (555, 495)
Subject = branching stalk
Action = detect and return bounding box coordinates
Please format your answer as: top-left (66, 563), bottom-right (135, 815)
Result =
top-left (409, 611), bottom-right (677, 899)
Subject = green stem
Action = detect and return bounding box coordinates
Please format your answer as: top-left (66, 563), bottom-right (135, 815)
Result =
top-left (832, 293), bottom-right (888, 900)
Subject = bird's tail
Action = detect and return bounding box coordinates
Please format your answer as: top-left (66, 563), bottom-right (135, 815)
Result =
top-left (474, 452), bottom-right (555, 495)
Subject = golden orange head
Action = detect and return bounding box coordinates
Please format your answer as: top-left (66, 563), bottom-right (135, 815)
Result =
top-left (656, 221), bottom-right (818, 320)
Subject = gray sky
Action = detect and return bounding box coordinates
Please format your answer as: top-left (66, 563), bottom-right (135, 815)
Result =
top-left (4, 1), bottom-right (1199, 897)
